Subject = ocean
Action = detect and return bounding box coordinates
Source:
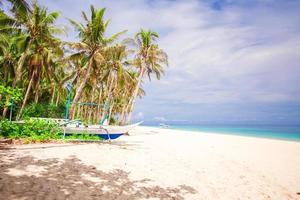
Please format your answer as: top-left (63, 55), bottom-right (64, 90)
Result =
top-left (151, 124), bottom-right (300, 142)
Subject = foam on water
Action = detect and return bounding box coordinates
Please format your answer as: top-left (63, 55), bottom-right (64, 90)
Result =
top-left (166, 125), bottom-right (300, 141)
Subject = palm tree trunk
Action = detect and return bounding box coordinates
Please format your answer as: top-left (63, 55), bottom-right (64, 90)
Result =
top-left (1, 67), bottom-right (11, 117)
top-left (2, 96), bottom-right (10, 118)
top-left (80, 104), bottom-right (84, 120)
top-left (12, 50), bottom-right (29, 88)
top-left (51, 85), bottom-right (56, 104)
top-left (16, 72), bottom-right (35, 120)
top-left (68, 63), bottom-right (92, 119)
top-left (2, 45), bottom-right (30, 117)
top-left (101, 75), bottom-right (115, 121)
top-left (122, 95), bottom-right (134, 124)
top-left (96, 89), bottom-right (102, 123)
top-left (76, 104), bottom-right (81, 119)
top-left (94, 105), bottom-right (98, 124)
top-left (120, 103), bottom-right (128, 125)
top-left (84, 104), bottom-right (88, 122)
top-left (126, 67), bottom-right (144, 124)
top-left (88, 88), bottom-right (95, 123)
top-left (55, 93), bottom-right (60, 106)
top-left (108, 102), bottom-right (114, 124)
top-left (2, 105), bottom-right (8, 118)
top-left (106, 79), bottom-right (113, 104)
top-left (34, 67), bottom-right (43, 103)
top-left (72, 102), bottom-right (77, 120)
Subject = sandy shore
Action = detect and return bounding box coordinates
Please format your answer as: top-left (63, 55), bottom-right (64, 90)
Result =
top-left (1, 126), bottom-right (300, 199)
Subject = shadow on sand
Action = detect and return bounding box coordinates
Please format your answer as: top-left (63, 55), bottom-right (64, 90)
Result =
top-left (0, 149), bottom-right (197, 200)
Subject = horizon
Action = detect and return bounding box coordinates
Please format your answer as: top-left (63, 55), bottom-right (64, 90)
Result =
top-left (5, 0), bottom-right (300, 125)
top-left (141, 120), bottom-right (300, 126)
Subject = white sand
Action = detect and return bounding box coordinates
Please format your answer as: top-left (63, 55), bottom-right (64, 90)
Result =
top-left (3, 126), bottom-right (300, 199)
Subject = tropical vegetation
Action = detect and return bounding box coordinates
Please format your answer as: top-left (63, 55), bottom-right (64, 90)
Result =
top-left (0, 0), bottom-right (168, 126)
top-left (0, 118), bottom-right (101, 143)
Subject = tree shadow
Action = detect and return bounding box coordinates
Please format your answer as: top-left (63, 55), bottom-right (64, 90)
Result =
top-left (0, 151), bottom-right (197, 200)
top-left (0, 144), bottom-right (14, 150)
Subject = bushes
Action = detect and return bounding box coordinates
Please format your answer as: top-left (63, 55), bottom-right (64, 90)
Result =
top-left (0, 85), bottom-right (23, 110)
top-left (0, 119), bottom-right (21, 138)
top-left (65, 134), bottom-right (101, 141)
top-left (22, 103), bottom-right (65, 118)
top-left (0, 119), bottom-right (103, 143)
top-left (0, 119), bottom-right (62, 142)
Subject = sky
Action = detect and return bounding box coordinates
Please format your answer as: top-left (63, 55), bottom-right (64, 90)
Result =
top-left (14, 0), bottom-right (300, 124)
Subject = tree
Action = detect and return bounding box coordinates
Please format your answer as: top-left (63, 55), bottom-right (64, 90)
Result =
top-left (0, 2), bottom-right (168, 124)
top-left (125, 29), bottom-right (168, 123)
top-left (67, 5), bottom-right (126, 119)
top-left (14, 2), bottom-right (63, 119)
top-left (1, 0), bottom-right (64, 119)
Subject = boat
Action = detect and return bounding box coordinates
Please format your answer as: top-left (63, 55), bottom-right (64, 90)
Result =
top-left (159, 123), bottom-right (170, 128)
top-left (14, 118), bottom-right (142, 140)
top-left (63, 121), bottom-right (143, 140)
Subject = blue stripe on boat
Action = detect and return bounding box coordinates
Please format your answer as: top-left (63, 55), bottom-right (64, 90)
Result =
top-left (64, 133), bottom-right (124, 140)
top-left (98, 133), bottom-right (123, 140)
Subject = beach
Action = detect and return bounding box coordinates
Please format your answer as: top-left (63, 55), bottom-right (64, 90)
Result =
top-left (1, 126), bottom-right (300, 200)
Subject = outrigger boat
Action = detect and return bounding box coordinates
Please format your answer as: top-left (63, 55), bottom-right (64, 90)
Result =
top-left (63, 121), bottom-right (143, 140)
top-left (18, 118), bottom-right (142, 141)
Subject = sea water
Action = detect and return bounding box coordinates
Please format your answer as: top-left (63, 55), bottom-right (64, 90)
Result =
top-left (159, 124), bottom-right (300, 142)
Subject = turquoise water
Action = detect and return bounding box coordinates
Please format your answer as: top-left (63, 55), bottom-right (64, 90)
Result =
top-left (166, 125), bottom-right (300, 142)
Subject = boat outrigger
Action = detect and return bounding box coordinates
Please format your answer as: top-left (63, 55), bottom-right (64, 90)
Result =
top-left (59, 94), bottom-right (142, 141)
top-left (63, 121), bottom-right (143, 141)
top-left (14, 118), bottom-right (142, 141)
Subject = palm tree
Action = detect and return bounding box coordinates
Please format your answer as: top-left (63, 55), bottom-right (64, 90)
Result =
top-left (0, 6), bottom-right (30, 116)
top-left (67, 5), bottom-right (126, 119)
top-left (99, 44), bottom-right (131, 122)
top-left (14, 2), bottom-right (63, 119)
top-left (1, 2), bottom-right (168, 124)
top-left (125, 29), bottom-right (168, 123)
top-left (6, 0), bottom-right (32, 88)
top-left (1, 1), bottom-right (64, 119)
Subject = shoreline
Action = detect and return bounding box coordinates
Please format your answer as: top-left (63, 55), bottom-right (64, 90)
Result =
top-left (1, 126), bottom-right (300, 199)
top-left (144, 125), bottom-right (300, 143)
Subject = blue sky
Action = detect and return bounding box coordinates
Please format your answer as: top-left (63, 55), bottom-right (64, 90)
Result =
top-left (17, 0), bottom-right (300, 124)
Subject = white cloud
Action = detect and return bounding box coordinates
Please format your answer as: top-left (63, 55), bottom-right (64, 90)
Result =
top-left (136, 0), bottom-right (300, 104)
top-left (153, 116), bottom-right (167, 122)
top-left (38, 0), bottom-right (300, 123)
top-left (133, 112), bottom-right (144, 120)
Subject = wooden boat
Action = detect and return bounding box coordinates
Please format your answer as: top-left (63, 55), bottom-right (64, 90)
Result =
top-left (13, 118), bottom-right (142, 140)
top-left (63, 121), bottom-right (143, 140)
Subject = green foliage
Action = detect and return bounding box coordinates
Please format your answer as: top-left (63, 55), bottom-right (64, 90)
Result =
top-left (0, 119), bottom-right (20, 138)
top-left (65, 134), bottom-right (102, 141)
top-left (109, 116), bottom-right (117, 125)
top-left (1, 2), bottom-right (167, 124)
top-left (22, 103), bottom-right (65, 118)
top-left (21, 119), bottom-right (62, 141)
top-left (0, 118), bottom-right (103, 142)
top-left (0, 85), bottom-right (23, 108)
top-left (0, 119), bottom-right (62, 142)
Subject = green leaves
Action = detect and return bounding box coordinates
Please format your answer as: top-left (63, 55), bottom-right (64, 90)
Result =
top-left (0, 10), bottom-right (16, 26)
top-left (0, 119), bottom-right (62, 142)
top-left (42, 11), bottom-right (60, 24)
top-left (135, 29), bottom-right (159, 48)
top-left (134, 29), bottom-right (168, 81)
top-left (22, 103), bottom-right (65, 118)
top-left (69, 19), bottom-right (85, 38)
top-left (0, 85), bottom-right (23, 108)
top-left (0, 2), bottom-right (168, 125)
top-left (8, 0), bottom-right (31, 23)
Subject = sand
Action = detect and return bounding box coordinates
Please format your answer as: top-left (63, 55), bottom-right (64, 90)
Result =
top-left (1, 126), bottom-right (300, 199)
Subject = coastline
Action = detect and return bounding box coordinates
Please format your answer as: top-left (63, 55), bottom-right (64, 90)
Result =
top-left (148, 125), bottom-right (300, 142)
top-left (1, 126), bottom-right (300, 199)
